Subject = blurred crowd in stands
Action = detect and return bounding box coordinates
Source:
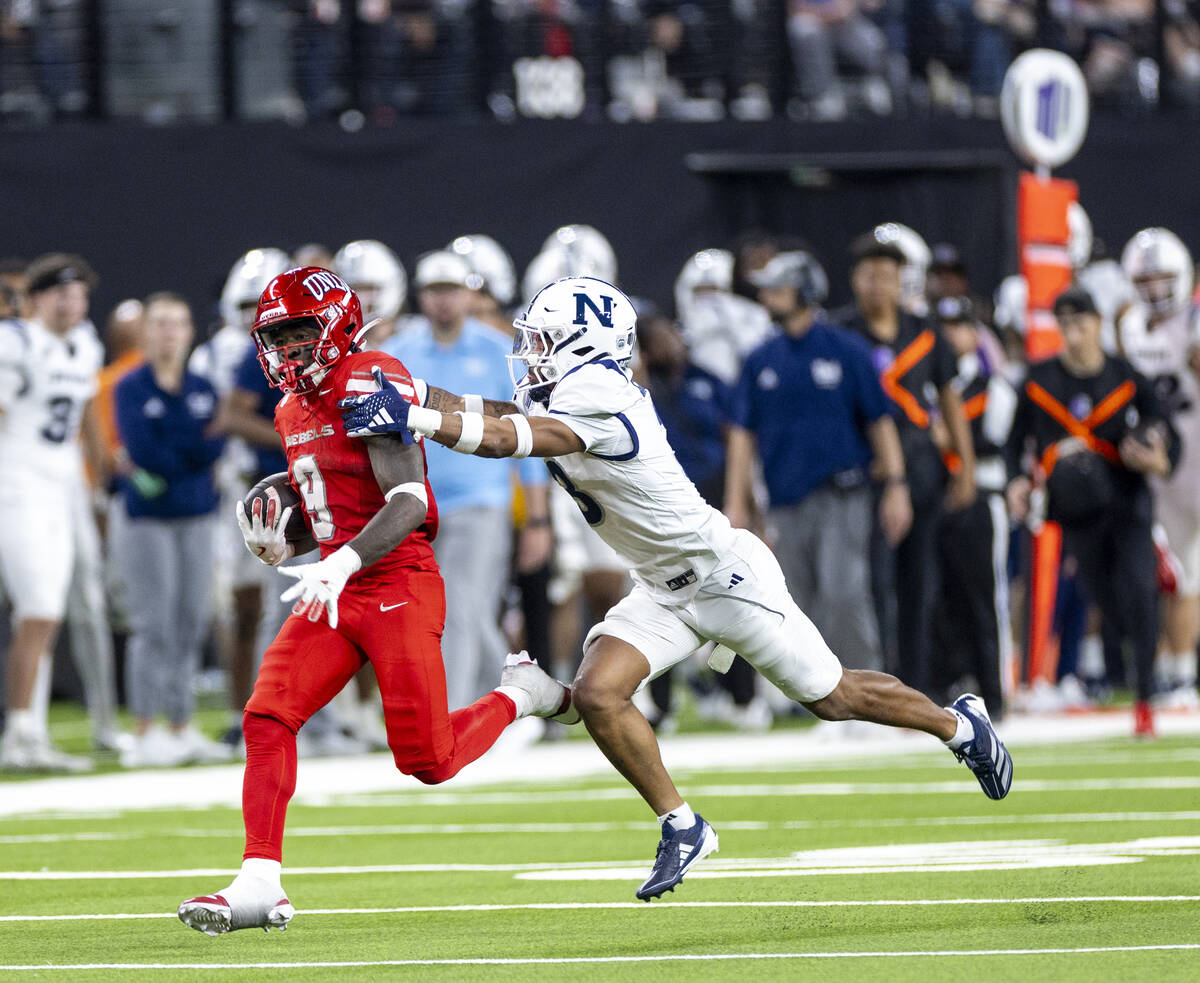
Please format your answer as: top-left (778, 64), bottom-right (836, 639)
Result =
top-left (1, 211), bottom-right (1198, 773)
top-left (5, 2), bottom-right (1200, 124)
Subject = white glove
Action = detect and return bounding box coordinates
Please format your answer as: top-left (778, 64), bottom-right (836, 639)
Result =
top-left (279, 545), bottom-right (362, 630)
top-left (235, 491), bottom-right (295, 567)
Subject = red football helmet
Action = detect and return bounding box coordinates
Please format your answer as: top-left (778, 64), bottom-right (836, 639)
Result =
top-left (252, 266), bottom-right (365, 393)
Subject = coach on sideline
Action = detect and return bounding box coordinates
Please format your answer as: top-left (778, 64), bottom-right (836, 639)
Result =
top-left (725, 250), bottom-right (911, 673)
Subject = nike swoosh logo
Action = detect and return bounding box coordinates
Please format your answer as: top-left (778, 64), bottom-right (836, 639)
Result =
top-left (379, 602), bottom-right (408, 612)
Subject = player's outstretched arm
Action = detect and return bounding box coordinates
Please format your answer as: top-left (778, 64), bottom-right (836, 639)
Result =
top-left (341, 367), bottom-right (584, 459)
top-left (423, 384), bottom-right (520, 420)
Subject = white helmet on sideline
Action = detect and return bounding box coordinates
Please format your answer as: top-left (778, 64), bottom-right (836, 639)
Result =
top-left (449, 234), bottom-right (517, 307)
top-left (1067, 202), bottom-right (1093, 272)
top-left (541, 225), bottom-right (618, 283)
top-left (510, 276), bottom-right (636, 397)
top-left (674, 249), bottom-right (734, 317)
top-left (874, 222), bottom-right (931, 316)
top-left (220, 248), bottom-right (292, 330)
top-left (332, 239), bottom-right (407, 323)
top-left (1121, 227), bottom-right (1194, 318)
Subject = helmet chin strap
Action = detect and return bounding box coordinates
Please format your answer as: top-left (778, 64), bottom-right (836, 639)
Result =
top-left (352, 317), bottom-right (382, 349)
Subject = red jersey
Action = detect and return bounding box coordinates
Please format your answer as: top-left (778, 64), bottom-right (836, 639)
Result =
top-left (274, 350), bottom-right (438, 585)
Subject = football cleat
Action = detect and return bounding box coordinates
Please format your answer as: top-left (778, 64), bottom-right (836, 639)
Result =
top-left (178, 891), bottom-right (295, 936)
top-left (949, 694), bottom-right (1012, 800)
top-left (0, 731), bottom-right (92, 774)
top-left (636, 814), bottom-right (719, 901)
top-left (501, 651), bottom-right (579, 722)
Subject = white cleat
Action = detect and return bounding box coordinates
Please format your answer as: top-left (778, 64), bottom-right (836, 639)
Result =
top-left (501, 651), bottom-right (580, 723)
top-left (0, 732), bottom-right (93, 773)
top-left (178, 891), bottom-right (295, 936)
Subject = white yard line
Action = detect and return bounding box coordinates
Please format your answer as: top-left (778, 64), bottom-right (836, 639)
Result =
top-left (6, 712), bottom-right (1200, 818)
top-left (3, 896), bottom-right (1198, 922)
top-left (6, 812), bottom-right (1200, 846)
top-left (2, 945), bottom-right (1199, 970)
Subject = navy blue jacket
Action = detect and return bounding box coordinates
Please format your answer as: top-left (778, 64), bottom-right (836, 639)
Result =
top-left (730, 322), bottom-right (889, 507)
top-left (233, 345), bottom-right (287, 478)
top-left (115, 364), bottom-right (224, 519)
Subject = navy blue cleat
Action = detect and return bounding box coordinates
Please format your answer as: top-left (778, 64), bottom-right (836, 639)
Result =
top-left (635, 815), bottom-right (719, 901)
top-left (949, 694), bottom-right (1012, 800)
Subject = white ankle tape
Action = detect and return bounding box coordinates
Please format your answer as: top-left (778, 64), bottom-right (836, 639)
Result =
top-left (453, 412), bottom-right (484, 453)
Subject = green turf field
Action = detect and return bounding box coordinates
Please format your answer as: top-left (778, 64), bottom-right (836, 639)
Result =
top-left (2, 731), bottom-right (1198, 981)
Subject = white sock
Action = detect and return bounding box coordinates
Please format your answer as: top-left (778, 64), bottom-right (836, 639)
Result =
top-left (943, 709), bottom-right (974, 750)
top-left (496, 685), bottom-right (533, 719)
top-left (657, 802), bottom-right (696, 832)
top-left (1172, 651), bottom-right (1198, 687)
top-left (31, 654), bottom-right (52, 738)
top-left (230, 858), bottom-right (283, 894)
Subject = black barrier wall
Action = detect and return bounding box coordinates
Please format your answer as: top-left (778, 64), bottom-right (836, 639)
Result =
top-left (1, 113), bottom-right (1197, 329)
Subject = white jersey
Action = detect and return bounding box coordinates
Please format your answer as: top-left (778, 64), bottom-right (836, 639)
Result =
top-left (0, 318), bottom-right (102, 485)
top-left (189, 322), bottom-right (257, 487)
top-left (1119, 303), bottom-right (1200, 487)
top-left (521, 358), bottom-right (736, 599)
top-left (678, 292), bottom-right (775, 386)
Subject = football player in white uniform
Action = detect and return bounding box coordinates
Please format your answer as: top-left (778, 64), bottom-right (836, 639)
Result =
top-left (1119, 228), bottom-right (1200, 706)
top-left (340, 276), bottom-right (1014, 900)
top-left (0, 255), bottom-right (106, 771)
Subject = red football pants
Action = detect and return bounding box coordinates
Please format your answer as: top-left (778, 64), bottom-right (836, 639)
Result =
top-left (241, 571), bottom-right (516, 861)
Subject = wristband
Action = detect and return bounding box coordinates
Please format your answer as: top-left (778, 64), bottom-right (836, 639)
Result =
top-left (385, 481), bottom-right (429, 507)
top-left (452, 411), bottom-right (485, 453)
top-left (413, 378), bottom-right (429, 406)
top-left (462, 393), bottom-right (484, 414)
top-left (503, 413), bottom-right (534, 458)
top-left (328, 544), bottom-right (363, 577)
top-left (406, 405), bottom-right (442, 438)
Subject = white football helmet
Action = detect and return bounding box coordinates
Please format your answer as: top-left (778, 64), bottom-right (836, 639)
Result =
top-left (332, 239), bottom-right (407, 323)
top-left (449, 234), bottom-right (517, 307)
top-left (541, 225), bottom-right (619, 283)
top-left (1121, 227), bottom-right (1194, 318)
top-left (674, 249), bottom-right (734, 317)
top-left (220, 248), bottom-right (292, 330)
top-left (509, 276), bottom-right (636, 397)
top-left (1067, 202), bottom-right (1093, 272)
top-left (874, 222), bottom-right (931, 316)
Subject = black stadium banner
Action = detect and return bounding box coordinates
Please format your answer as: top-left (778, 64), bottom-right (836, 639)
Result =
top-left (1, 112), bottom-right (1196, 331)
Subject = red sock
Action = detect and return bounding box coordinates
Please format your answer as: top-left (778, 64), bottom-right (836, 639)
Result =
top-left (241, 713), bottom-right (297, 862)
top-left (414, 692), bottom-right (516, 785)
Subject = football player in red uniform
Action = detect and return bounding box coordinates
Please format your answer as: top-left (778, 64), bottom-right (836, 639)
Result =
top-left (178, 267), bottom-right (571, 936)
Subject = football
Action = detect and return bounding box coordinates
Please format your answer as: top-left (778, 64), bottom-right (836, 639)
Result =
top-left (243, 472), bottom-right (310, 543)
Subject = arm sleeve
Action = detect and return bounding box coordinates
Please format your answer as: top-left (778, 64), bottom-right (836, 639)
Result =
top-left (1004, 383), bottom-right (1032, 481)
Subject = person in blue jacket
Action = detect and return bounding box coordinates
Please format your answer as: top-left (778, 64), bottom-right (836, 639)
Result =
top-left (113, 292), bottom-right (229, 768)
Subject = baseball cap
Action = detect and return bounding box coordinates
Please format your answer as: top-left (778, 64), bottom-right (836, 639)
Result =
top-left (414, 251), bottom-right (471, 289)
top-left (1053, 285), bottom-right (1099, 318)
top-left (930, 242), bottom-right (966, 274)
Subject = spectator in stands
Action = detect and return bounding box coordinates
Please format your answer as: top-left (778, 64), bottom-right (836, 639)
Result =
top-left (929, 296), bottom-right (1014, 718)
top-left (382, 250), bottom-right (551, 709)
top-left (786, 0), bottom-right (890, 119)
top-left (292, 0), bottom-right (348, 118)
top-left (358, 0), bottom-right (473, 119)
top-left (836, 231), bottom-right (976, 697)
top-left (113, 293), bottom-right (230, 767)
top-left (1006, 285), bottom-right (1179, 737)
top-left (1050, 0), bottom-right (1158, 108)
top-left (727, 250), bottom-right (910, 680)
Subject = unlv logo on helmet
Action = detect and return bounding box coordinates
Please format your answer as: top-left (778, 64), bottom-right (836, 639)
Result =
top-left (302, 270), bottom-right (349, 302)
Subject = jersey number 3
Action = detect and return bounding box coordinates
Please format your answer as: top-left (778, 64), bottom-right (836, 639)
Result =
top-left (546, 460), bottom-right (604, 526)
top-left (292, 454), bottom-right (335, 541)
